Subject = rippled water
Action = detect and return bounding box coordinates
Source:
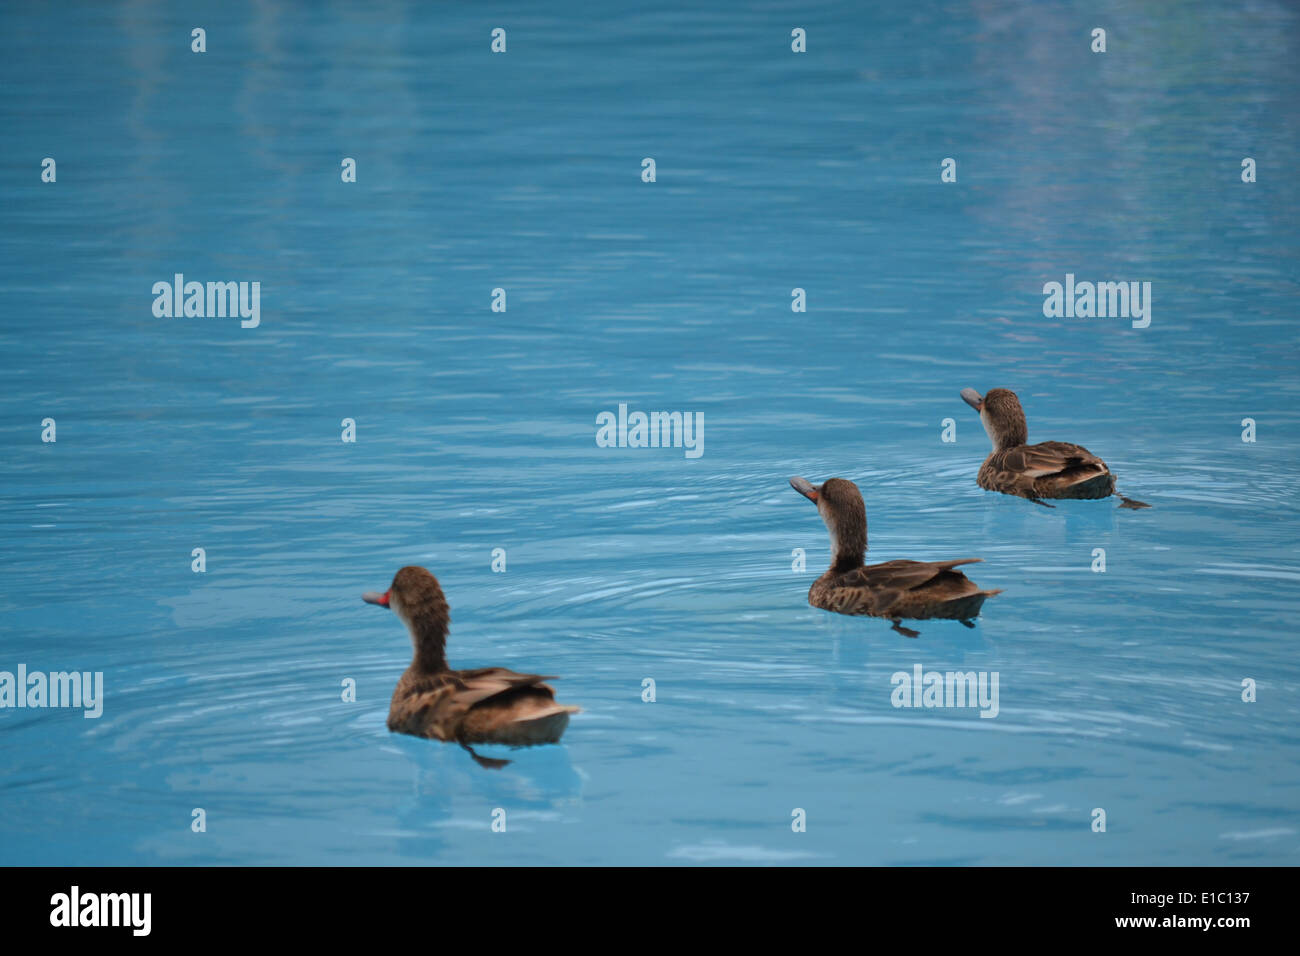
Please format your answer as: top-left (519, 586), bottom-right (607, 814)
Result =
top-left (2, 1), bottom-right (1298, 865)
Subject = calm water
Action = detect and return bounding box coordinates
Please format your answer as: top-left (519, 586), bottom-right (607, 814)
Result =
top-left (2, 1), bottom-right (1298, 865)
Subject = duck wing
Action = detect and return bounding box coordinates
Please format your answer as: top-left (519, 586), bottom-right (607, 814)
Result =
top-left (1000, 441), bottom-right (1107, 478)
top-left (984, 441), bottom-right (1112, 500)
top-left (392, 668), bottom-right (563, 742)
top-left (824, 558), bottom-right (985, 616)
top-left (451, 667), bottom-right (561, 706)
top-left (452, 668), bottom-right (579, 747)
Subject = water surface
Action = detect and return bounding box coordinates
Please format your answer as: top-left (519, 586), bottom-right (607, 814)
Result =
top-left (1, 0), bottom-right (1298, 865)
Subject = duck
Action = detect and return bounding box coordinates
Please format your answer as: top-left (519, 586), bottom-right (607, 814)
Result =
top-left (790, 476), bottom-right (1001, 637)
top-left (960, 387), bottom-right (1150, 509)
top-left (362, 565), bottom-right (578, 768)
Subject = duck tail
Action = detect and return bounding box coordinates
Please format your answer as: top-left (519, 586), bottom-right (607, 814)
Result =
top-left (503, 705), bottom-right (576, 745)
top-left (940, 589), bottom-right (1000, 620)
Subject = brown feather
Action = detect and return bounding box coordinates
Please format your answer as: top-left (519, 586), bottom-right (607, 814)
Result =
top-left (964, 388), bottom-right (1145, 505)
top-left (812, 558), bottom-right (1000, 621)
top-left (373, 567), bottom-right (579, 750)
top-left (791, 477), bottom-right (1000, 627)
top-left (978, 440), bottom-right (1116, 500)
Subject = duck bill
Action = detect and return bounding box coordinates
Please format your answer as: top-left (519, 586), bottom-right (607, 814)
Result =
top-left (362, 590), bottom-right (390, 607)
top-left (960, 387), bottom-right (984, 412)
top-left (789, 476), bottom-right (820, 502)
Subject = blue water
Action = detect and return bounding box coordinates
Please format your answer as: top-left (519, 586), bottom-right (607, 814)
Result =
top-left (2, 1), bottom-right (1298, 866)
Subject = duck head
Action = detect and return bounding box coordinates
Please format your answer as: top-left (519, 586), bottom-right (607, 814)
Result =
top-left (364, 565), bottom-right (450, 672)
top-left (790, 476), bottom-right (867, 571)
top-left (961, 387), bottom-right (1028, 451)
